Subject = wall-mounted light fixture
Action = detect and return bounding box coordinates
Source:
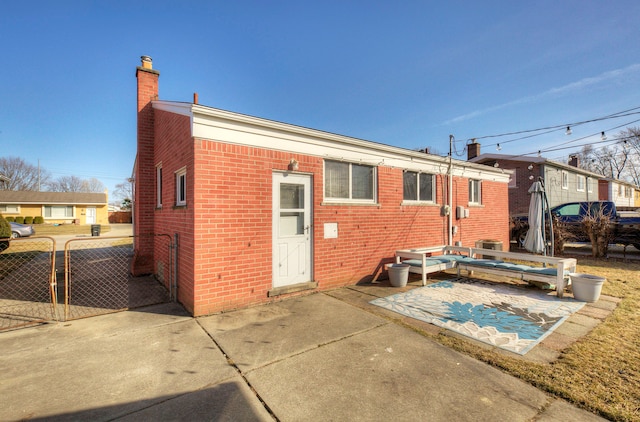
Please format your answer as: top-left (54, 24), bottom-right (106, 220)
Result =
top-left (288, 159), bottom-right (299, 171)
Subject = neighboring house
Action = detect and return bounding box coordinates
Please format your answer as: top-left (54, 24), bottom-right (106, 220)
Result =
top-left (598, 178), bottom-right (638, 209)
top-left (468, 143), bottom-right (604, 216)
top-left (0, 191), bottom-right (108, 225)
top-left (133, 56), bottom-right (510, 316)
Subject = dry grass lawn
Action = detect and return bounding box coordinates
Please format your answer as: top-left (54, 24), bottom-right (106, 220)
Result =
top-left (431, 256), bottom-right (640, 421)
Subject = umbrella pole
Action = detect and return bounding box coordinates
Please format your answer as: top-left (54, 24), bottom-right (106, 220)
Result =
top-left (539, 177), bottom-right (554, 257)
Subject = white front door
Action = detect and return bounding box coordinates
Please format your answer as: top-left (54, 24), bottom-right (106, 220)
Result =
top-left (272, 172), bottom-right (312, 288)
top-left (86, 207), bottom-right (96, 224)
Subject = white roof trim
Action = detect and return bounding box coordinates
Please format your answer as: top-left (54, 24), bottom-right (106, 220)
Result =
top-left (153, 101), bottom-right (510, 183)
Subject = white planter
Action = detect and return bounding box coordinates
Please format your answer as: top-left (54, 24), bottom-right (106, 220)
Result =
top-left (569, 273), bottom-right (605, 303)
top-left (388, 264), bottom-right (410, 287)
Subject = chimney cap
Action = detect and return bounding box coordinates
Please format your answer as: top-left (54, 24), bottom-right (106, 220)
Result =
top-left (141, 55), bottom-right (153, 69)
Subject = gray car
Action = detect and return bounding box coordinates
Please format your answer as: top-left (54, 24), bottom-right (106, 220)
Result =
top-left (9, 222), bottom-right (35, 238)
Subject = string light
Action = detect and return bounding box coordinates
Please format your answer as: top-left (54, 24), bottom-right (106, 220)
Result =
top-left (566, 126), bottom-right (572, 135)
top-left (496, 143), bottom-right (502, 151)
top-left (601, 131), bottom-right (607, 140)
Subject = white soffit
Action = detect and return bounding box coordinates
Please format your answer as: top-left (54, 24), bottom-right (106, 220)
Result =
top-left (155, 101), bottom-right (509, 183)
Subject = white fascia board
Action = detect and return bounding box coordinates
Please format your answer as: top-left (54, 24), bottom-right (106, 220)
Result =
top-left (157, 102), bottom-right (508, 183)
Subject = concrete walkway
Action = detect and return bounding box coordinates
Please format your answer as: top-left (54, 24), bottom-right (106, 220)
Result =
top-left (1, 289), bottom-right (607, 421)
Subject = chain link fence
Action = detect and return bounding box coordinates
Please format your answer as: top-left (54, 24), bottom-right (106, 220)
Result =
top-left (64, 235), bottom-right (173, 321)
top-left (0, 234), bottom-right (175, 331)
top-left (0, 237), bottom-right (57, 331)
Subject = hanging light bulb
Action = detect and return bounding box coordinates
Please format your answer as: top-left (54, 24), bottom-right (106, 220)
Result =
top-left (566, 126), bottom-right (572, 135)
top-left (529, 175), bottom-right (534, 180)
top-left (537, 150), bottom-right (542, 157)
top-left (496, 143), bottom-right (502, 151)
top-left (527, 164), bottom-right (534, 170)
top-left (601, 131), bottom-right (607, 140)
top-left (493, 162), bottom-right (499, 168)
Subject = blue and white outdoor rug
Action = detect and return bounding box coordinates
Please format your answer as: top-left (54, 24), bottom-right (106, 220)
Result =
top-left (370, 278), bottom-right (585, 355)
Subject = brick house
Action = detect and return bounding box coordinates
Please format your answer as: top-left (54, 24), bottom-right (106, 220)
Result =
top-left (467, 142), bottom-right (604, 216)
top-left (133, 57), bottom-right (510, 316)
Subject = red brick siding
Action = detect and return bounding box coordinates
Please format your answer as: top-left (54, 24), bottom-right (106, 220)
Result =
top-left (152, 110), bottom-right (196, 313)
top-left (155, 139), bottom-right (510, 315)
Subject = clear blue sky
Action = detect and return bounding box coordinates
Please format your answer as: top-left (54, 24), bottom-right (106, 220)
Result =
top-left (2, 1), bottom-right (640, 201)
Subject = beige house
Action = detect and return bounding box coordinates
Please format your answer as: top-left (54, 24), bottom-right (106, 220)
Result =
top-left (0, 191), bottom-right (108, 225)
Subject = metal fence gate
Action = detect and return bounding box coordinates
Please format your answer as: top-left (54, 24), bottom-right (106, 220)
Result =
top-left (0, 234), bottom-right (176, 332)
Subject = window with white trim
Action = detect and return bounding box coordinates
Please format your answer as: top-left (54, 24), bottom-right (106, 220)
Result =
top-left (156, 163), bottom-right (163, 208)
top-left (577, 175), bottom-right (585, 192)
top-left (0, 204), bottom-right (20, 214)
top-left (587, 177), bottom-right (593, 193)
top-left (175, 167), bottom-right (187, 206)
top-left (43, 205), bottom-right (74, 218)
top-left (561, 171), bottom-right (568, 189)
top-left (469, 179), bottom-right (481, 205)
top-left (324, 160), bottom-right (376, 203)
top-left (403, 171), bottom-right (435, 203)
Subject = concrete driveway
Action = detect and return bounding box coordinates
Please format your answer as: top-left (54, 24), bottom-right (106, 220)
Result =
top-left (0, 290), bottom-right (606, 421)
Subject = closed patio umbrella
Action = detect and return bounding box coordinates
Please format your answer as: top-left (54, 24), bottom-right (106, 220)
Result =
top-left (523, 181), bottom-right (545, 254)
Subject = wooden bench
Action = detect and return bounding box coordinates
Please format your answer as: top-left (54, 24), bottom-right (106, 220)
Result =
top-left (394, 246), bottom-right (472, 286)
top-left (394, 246), bottom-right (577, 298)
top-left (457, 248), bottom-right (577, 298)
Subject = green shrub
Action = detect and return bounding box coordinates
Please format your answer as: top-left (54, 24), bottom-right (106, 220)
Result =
top-left (0, 213), bottom-right (10, 239)
top-left (24, 216), bottom-right (33, 224)
top-left (14, 216), bottom-right (24, 224)
top-left (34, 216), bottom-right (44, 224)
top-left (4, 216), bottom-right (15, 223)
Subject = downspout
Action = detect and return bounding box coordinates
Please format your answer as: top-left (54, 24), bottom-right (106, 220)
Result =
top-left (448, 135), bottom-right (454, 246)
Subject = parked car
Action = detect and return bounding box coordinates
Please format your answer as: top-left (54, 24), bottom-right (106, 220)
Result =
top-left (9, 222), bottom-right (35, 238)
top-left (511, 201), bottom-right (640, 250)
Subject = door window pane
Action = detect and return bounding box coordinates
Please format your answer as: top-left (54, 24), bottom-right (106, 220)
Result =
top-left (279, 212), bottom-right (304, 236)
top-left (280, 184), bottom-right (304, 209)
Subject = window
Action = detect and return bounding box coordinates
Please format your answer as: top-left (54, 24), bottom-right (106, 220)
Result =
top-left (507, 169), bottom-right (516, 188)
top-left (561, 171), bottom-right (568, 189)
top-left (625, 186), bottom-right (632, 197)
top-left (577, 175), bottom-right (585, 192)
top-left (324, 160), bottom-right (375, 202)
top-left (403, 171), bottom-right (435, 202)
top-left (469, 179), bottom-right (481, 205)
top-left (587, 177), bottom-right (593, 193)
top-left (43, 205), bottom-right (74, 218)
top-left (156, 164), bottom-right (163, 208)
top-left (0, 204), bottom-right (19, 214)
top-left (175, 167), bottom-right (186, 206)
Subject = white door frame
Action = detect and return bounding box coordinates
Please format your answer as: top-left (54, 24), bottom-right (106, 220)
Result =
top-left (272, 172), bottom-right (313, 288)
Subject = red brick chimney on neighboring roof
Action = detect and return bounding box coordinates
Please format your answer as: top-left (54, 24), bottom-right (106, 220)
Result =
top-left (467, 141), bottom-right (481, 160)
top-left (133, 55), bottom-right (160, 275)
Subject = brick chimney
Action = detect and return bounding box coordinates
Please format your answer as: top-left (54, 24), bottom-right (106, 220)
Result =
top-left (568, 154), bottom-right (579, 168)
top-left (133, 55), bottom-right (160, 275)
top-left (467, 141), bottom-right (481, 160)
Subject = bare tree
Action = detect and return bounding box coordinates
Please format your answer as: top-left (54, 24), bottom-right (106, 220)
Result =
top-left (0, 156), bottom-right (51, 191)
top-left (579, 129), bottom-right (640, 180)
top-left (112, 179), bottom-right (133, 204)
top-left (47, 175), bottom-right (104, 193)
top-left (82, 177), bottom-right (106, 193)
